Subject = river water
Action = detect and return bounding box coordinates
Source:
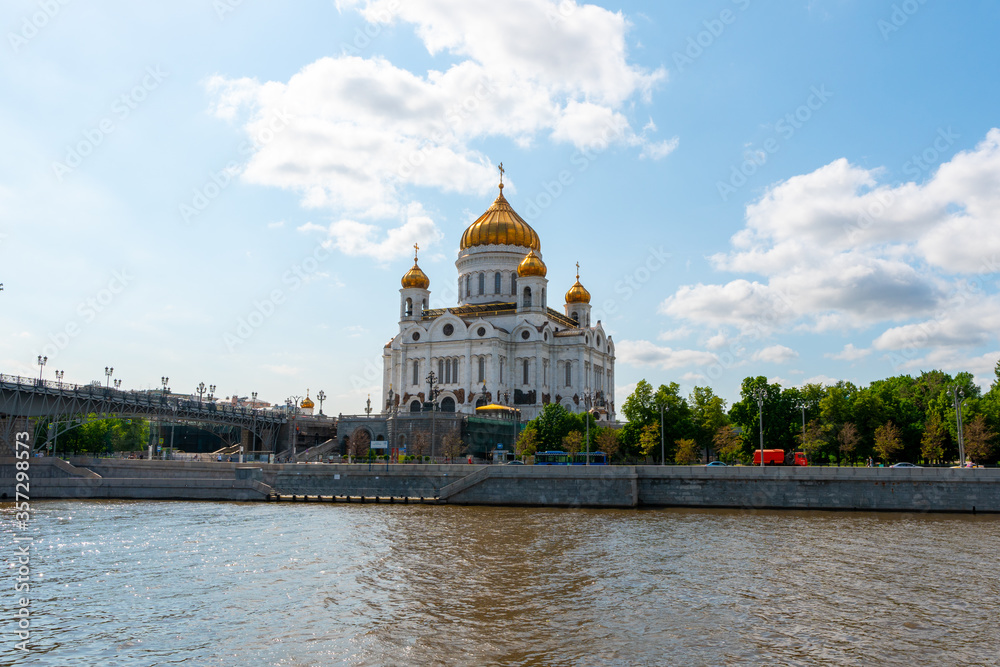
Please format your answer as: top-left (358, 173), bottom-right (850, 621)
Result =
top-left (3, 501), bottom-right (999, 666)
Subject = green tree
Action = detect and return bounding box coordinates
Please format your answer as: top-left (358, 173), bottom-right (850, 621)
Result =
top-left (531, 403), bottom-right (575, 450)
top-left (689, 386), bottom-right (728, 459)
top-left (561, 430), bottom-right (583, 456)
top-left (920, 414), bottom-right (947, 464)
top-left (638, 423), bottom-right (660, 459)
top-left (837, 422), bottom-right (860, 465)
top-left (712, 426), bottom-right (742, 463)
top-left (594, 427), bottom-right (621, 462)
top-left (516, 425), bottom-right (539, 460)
top-left (873, 421), bottom-right (903, 463)
top-left (798, 419), bottom-right (826, 462)
top-left (963, 414), bottom-right (997, 464)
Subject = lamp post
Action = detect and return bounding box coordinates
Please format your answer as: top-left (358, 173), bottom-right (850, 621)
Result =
top-left (161, 377), bottom-right (170, 393)
top-left (949, 386), bottom-right (967, 467)
top-left (197, 382), bottom-right (206, 405)
top-left (208, 384), bottom-right (216, 401)
top-left (104, 366), bottom-right (114, 389)
top-left (658, 400), bottom-right (669, 466)
top-left (797, 400), bottom-right (809, 451)
top-left (754, 386), bottom-right (768, 468)
top-left (317, 390), bottom-right (326, 416)
top-left (426, 371), bottom-right (440, 460)
top-left (55, 370), bottom-right (64, 388)
top-left (113, 378), bottom-right (122, 390)
top-left (37, 355), bottom-right (47, 382)
top-left (365, 394), bottom-right (372, 418)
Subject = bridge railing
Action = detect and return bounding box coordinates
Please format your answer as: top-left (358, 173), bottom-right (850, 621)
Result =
top-left (1, 373), bottom-right (287, 425)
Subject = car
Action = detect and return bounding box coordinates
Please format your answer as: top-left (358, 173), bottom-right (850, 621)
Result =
top-left (505, 460), bottom-right (525, 465)
top-left (705, 461), bottom-right (728, 466)
top-left (890, 462), bottom-right (921, 468)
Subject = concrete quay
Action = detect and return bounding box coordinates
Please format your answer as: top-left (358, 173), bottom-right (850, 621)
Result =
top-left (2, 458), bottom-right (999, 512)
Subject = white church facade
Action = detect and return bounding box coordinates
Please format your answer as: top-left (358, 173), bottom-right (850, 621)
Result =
top-left (382, 169), bottom-right (615, 422)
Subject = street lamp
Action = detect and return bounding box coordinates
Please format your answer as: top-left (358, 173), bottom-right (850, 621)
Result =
top-left (113, 378), bottom-right (122, 390)
top-left (104, 366), bottom-right (114, 388)
top-left (657, 399), bottom-right (669, 466)
top-left (425, 370), bottom-right (440, 460)
top-left (365, 394), bottom-right (372, 418)
top-left (796, 400), bottom-right (809, 449)
top-left (317, 390), bottom-right (326, 416)
top-left (208, 384), bottom-right (216, 401)
top-left (584, 391), bottom-right (592, 466)
top-left (55, 370), bottom-right (64, 387)
top-left (251, 391), bottom-right (258, 409)
top-left (37, 355), bottom-right (47, 382)
top-left (197, 382), bottom-right (206, 405)
top-left (754, 386), bottom-right (768, 468)
top-left (949, 386), bottom-right (967, 467)
top-left (161, 376), bottom-right (170, 393)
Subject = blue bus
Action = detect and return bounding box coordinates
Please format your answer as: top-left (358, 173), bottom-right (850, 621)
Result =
top-left (571, 451), bottom-right (608, 465)
top-left (535, 451), bottom-right (570, 465)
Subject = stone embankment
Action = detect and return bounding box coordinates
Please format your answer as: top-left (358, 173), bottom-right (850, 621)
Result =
top-left (2, 458), bottom-right (998, 512)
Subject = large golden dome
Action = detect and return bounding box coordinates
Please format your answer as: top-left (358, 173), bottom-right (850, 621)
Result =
top-left (517, 249), bottom-right (547, 277)
top-left (301, 392), bottom-right (315, 409)
top-left (401, 244), bottom-right (430, 289)
top-left (460, 184), bottom-right (541, 251)
top-left (565, 265), bottom-right (591, 304)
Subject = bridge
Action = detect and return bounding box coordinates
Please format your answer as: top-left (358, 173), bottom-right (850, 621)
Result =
top-left (0, 373), bottom-right (288, 456)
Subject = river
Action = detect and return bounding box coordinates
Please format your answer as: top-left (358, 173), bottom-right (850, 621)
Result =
top-left (3, 501), bottom-right (999, 666)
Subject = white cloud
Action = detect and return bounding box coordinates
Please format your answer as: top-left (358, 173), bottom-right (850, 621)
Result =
top-left (208, 0), bottom-right (670, 225)
top-left (752, 345), bottom-right (798, 364)
top-left (263, 364), bottom-right (300, 376)
top-left (616, 339), bottom-right (717, 370)
top-left (826, 343), bottom-right (870, 361)
top-left (315, 202), bottom-right (445, 262)
top-left (661, 129), bottom-right (1000, 365)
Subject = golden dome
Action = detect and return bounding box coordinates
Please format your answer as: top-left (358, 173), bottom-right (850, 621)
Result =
top-left (565, 264), bottom-right (591, 304)
top-left (460, 184), bottom-right (541, 251)
top-left (401, 244), bottom-right (430, 289)
top-left (517, 249), bottom-right (547, 277)
top-left (301, 392), bottom-right (314, 409)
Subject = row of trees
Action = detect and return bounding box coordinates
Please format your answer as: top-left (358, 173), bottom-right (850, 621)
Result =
top-left (35, 416), bottom-right (151, 455)
top-left (516, 362), bottom-right (1000, 465)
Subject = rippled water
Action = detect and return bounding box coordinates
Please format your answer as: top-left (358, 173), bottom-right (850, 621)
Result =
top-left (3, 501), bottom-right (999, 666)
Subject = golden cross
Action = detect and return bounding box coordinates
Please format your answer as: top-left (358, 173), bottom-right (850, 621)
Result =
top-left (498, 162), bottom-right (504, 185)
top-left (414, 243), bottom-right (419, 261)
top-left (576, 261), bottom-right (580, 279)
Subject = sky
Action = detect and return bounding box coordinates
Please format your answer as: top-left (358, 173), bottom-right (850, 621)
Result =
top-left (2, 0), bottom-right (999, 413)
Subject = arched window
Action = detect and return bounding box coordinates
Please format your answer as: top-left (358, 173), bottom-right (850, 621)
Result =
top-left (499, 358), bottom-right (504, 384)
top-left (523, 286), bottom-right (532, 308)
top-left (405, 297), bottom-right (413, 317)
top-left (421, 299), bottom-right (427, 314)
top-left (409, 400), bottom-right (421, 412)
top-left (541, 288), bottom-right (546, 308)
top-left (438, 359), bottom-right (444, 383)
top-left (510, 274), bottom-right (516, 295)
top-left (477, 357), bottom-right (485, 383)
top-left (412, 360), bottom-right (420, 386)
top-left (565, 362), bottom-right (572, 387)
top-left (465, 275), bottom-right (471, 297)
top-left (494, 272), bottom-right (501, 294)
top-left (451, 359), bottom-right (459, 384)
top-left (571, 311), bottom-right (579, 324)
top-left (440, 396), bottom-right (456, 412)
top-left (522, 359), bottom-right (529, 385)
top-left (478, 273), bottom-right (485, 295)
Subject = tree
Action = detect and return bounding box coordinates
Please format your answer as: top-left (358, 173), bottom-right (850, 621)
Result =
top-left (963, 414), bottom-right (997, 464)
top-left (837, 422), bottom-right (860, 465)
top-left (638, 423), bottom-right (661, 459)
top-left (594, 427), bottom-right (621, 462)
top-left (873, 421), bottom-right (903, 463)
top-left (920, 414), bottom-right (947, 464)
top-left (689, 386), bottom-right (728, 458)
top-left (674, 438), bottom-right (699, 465)
top-left (531, 403), bottom-right (575, 450)
top-left (348, 428), bottom-right (371, 462)
top-left (441, 433), bottom-right (464, 463)
top-left (712, 426), bottom-right (742, 463)
top-left (409, 432), bottom-right (429, 461)
top-left (561, 430), bottom-right (583, 456)
top-left (798, 419), bottom-right (826, 462)
top-left (515, 425), bottom-right (539, 461)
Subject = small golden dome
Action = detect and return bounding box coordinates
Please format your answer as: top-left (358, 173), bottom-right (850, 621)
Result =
top-left (460, 184), bottom-right (541, 251)
top-left (565, 264), bottom-right (591, 304)
top-left (301, 392), bottom-right (315, 409)
top-left (517, 249), bottom-right (547, 277)
top-left (401, 244), bottom-right (430, 289)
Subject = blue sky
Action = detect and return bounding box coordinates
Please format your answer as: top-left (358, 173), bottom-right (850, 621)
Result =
top-left (2, 0), bottom-right (999, 412)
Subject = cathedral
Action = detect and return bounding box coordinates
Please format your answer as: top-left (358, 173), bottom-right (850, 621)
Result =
top-left (382, 168), bottom-right (615, 422)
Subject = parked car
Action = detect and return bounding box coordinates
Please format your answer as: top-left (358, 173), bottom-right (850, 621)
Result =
top-left (890, 462), bottom-right (921, 468)
top-left (505, 460), bottom-right (525, 465)
top-left (705, 461), bottom-right (728, 466)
